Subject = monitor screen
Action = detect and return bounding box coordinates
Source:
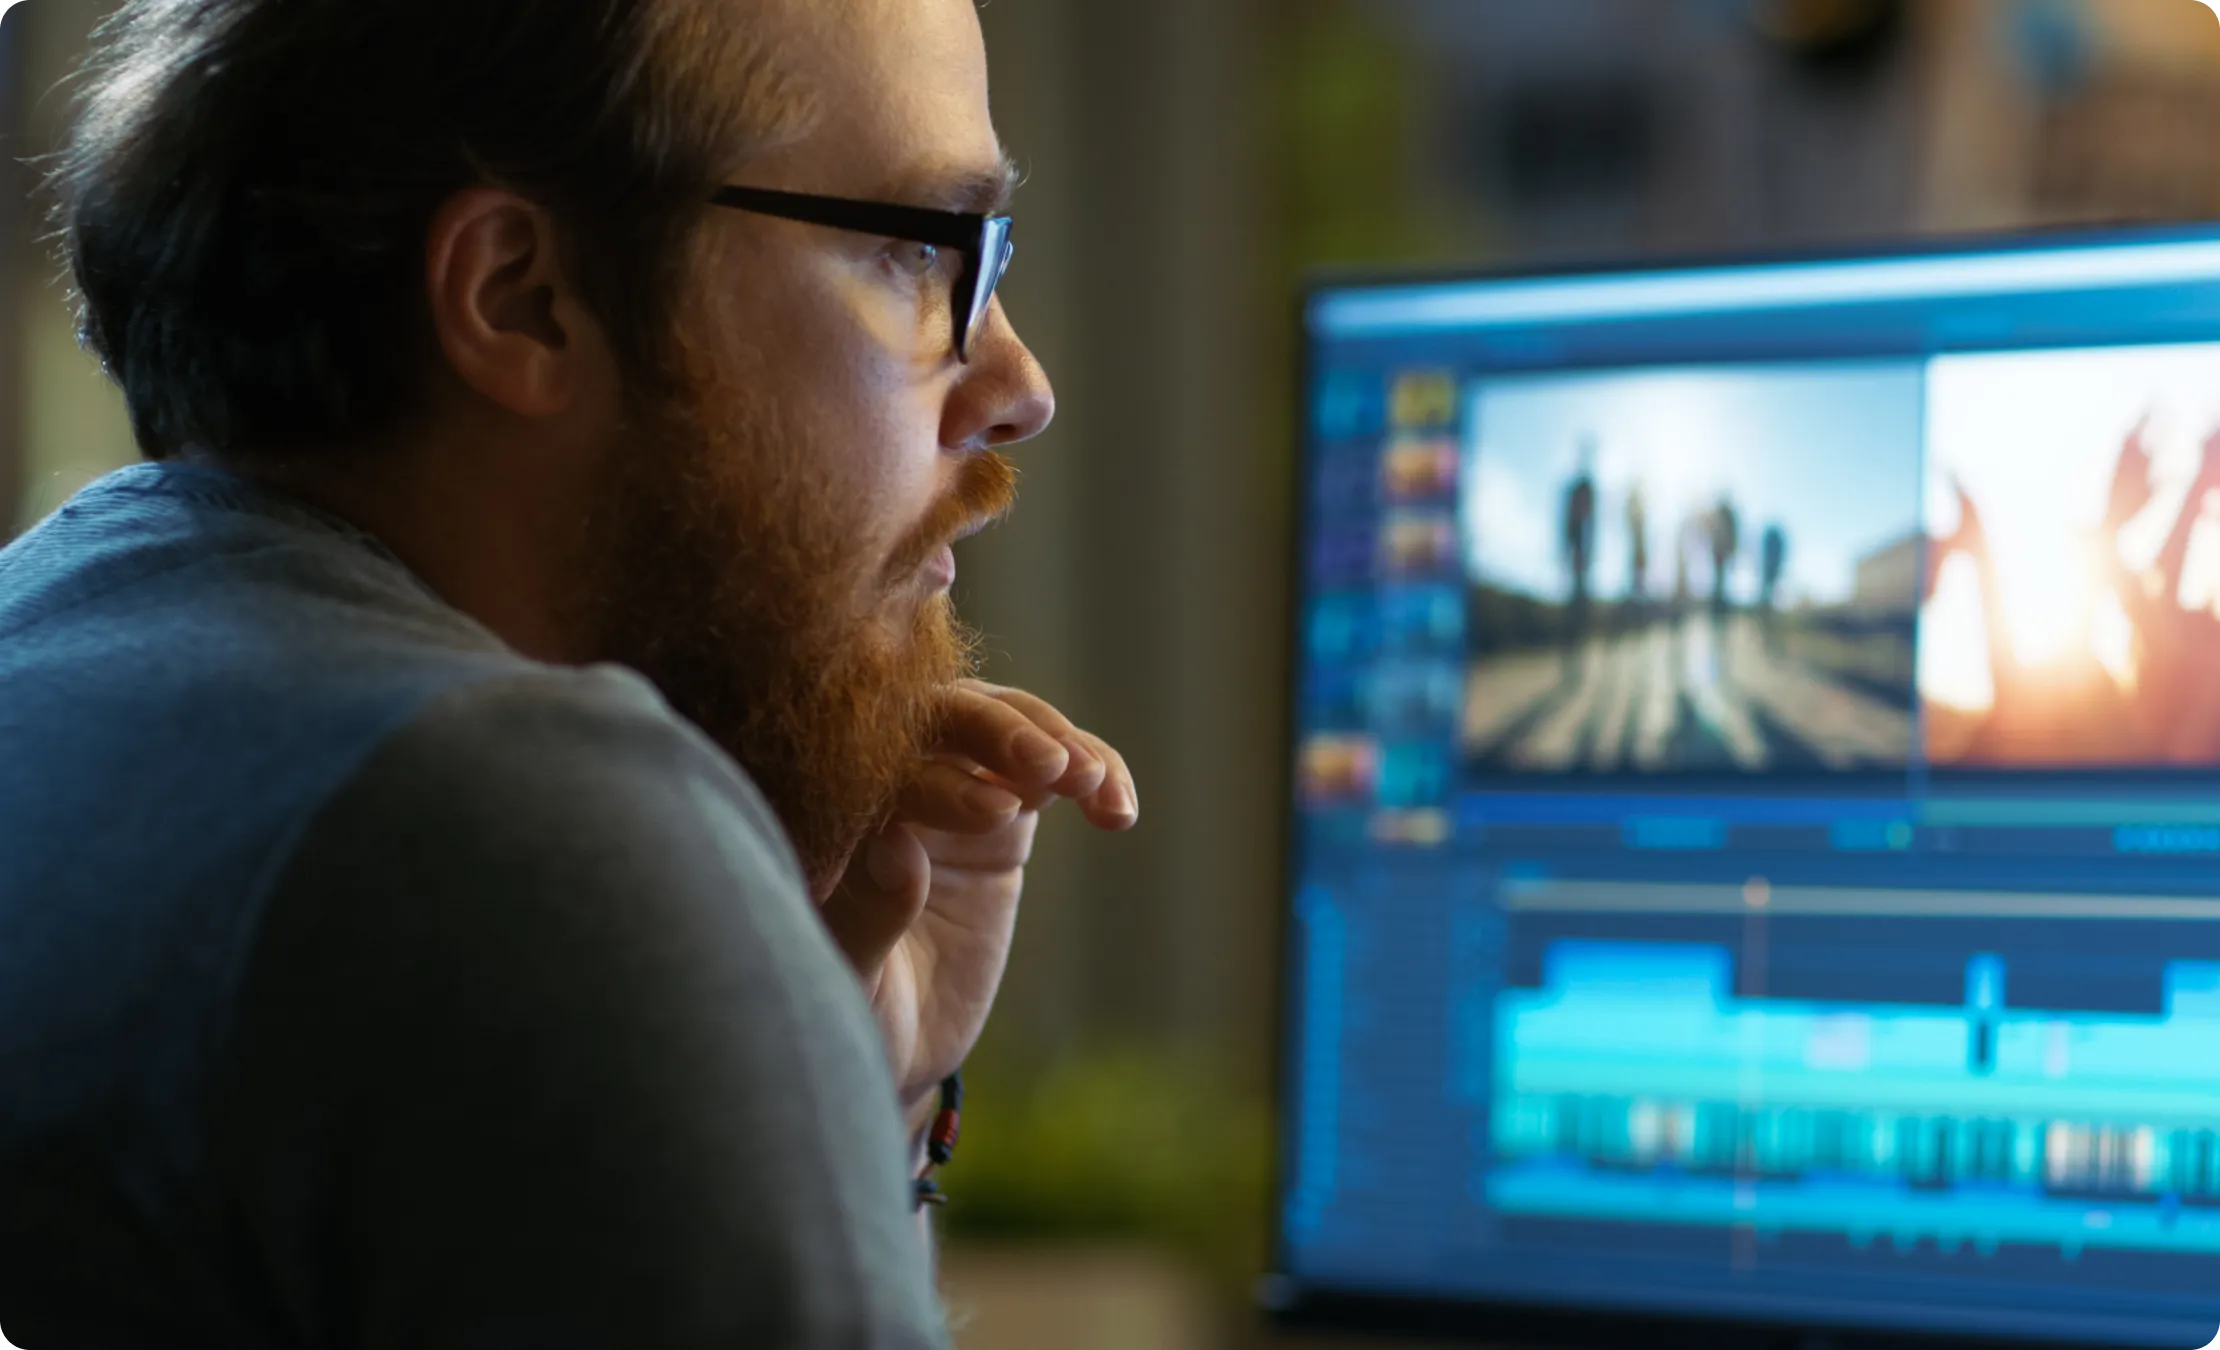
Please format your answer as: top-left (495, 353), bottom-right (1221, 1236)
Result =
top-left (1277, 228), bottom-right (2220, 1349)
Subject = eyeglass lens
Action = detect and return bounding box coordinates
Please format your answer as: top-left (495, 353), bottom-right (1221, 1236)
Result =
top-left (962, 217), bottom-right (1015, 359)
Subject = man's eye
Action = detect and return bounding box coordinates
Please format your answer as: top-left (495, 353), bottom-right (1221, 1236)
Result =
top-left (888, 240), bottom-right (940, 278)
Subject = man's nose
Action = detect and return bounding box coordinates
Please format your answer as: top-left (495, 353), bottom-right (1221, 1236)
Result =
top-left (952, 298), bottom-right (1055, 450)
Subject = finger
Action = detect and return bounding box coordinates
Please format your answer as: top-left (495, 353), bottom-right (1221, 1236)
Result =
top-left (895, 761), bottom-right (1023, 834)
top-left (923, 751), bottom-right (1053, 813)
top-left (933, 721), bottom-right (1131, 825)
top-left (937, 684), bottom-right (1069, 789)
top-left (910, 812), bottom-right (1042, 875)
top-left (970, 684), bottom-right (1110, 800)
top-left (1065, 729), bottom-right (1139, 830)
top-left (818, 822), bottom-right (930, 981)
top-left (968, 768), bottom-right (1061, 815)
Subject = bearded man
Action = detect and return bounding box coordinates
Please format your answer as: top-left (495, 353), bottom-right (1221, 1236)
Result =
top-left (0, 0), bottom-right (1134, 1345)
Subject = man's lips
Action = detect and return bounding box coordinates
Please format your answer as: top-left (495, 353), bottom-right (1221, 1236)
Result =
top-left (925, 543), bottom-right (957, 591)
top-left (921, 515), bottom-right (994, 591)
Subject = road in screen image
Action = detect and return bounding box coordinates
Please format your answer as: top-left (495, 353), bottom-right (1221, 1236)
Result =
top-left (1461, 362), bottom-right (1923, 775)
top-left (1922, 342), bottom-right (2220, 769)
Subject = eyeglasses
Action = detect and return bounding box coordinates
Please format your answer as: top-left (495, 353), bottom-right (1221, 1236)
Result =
top-left (709, 185), bottom-right (1015, 363)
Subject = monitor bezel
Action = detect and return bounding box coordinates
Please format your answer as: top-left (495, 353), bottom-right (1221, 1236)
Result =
top-left (1268, 217), bottom-right (2220, 1350)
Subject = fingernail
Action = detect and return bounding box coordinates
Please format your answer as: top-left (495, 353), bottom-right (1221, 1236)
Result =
top-left (1016, 730), bottom-right (1066, 772)
top-left (1112, 780), bottom-right (1138, 818)
top-left (964, 779), bottom-right (1021, 817)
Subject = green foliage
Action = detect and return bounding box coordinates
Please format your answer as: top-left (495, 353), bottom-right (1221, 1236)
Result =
top-left (938, 1044), bottom-right (1276, 1290)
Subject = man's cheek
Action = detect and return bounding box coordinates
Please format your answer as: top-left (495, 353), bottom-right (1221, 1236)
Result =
top-left (874, 433), bottom-right (949, 546)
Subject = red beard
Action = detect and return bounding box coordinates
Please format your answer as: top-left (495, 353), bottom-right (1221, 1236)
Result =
top-left (571, 341), bottom-right (1017, 892)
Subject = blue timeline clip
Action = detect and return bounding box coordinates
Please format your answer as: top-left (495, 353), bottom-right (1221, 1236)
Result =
top-left (2115, 825), bottom-right (2220, 856)
top-left (1623, 817), bottom-right (1727, 851)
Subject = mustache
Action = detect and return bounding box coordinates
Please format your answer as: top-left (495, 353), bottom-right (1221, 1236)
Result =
top-left (884, 450), bottom-right (1020, 581)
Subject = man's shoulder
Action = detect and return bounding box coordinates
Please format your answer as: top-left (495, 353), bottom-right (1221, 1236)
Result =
top-left (255, 663), bottom-right (826, 1025)
top-left (0, 457), bottom-right (806, 910)
top-left (225, 664), bottom-right (827, 1057)
top-left (223, 672), bottom-right (943, 1350)
top-left (325, 663), bottom-right (808, 899)
top-left (0, 461), bottom-right (501, 660)
top-left (0, 463), bottom-right (537, 901)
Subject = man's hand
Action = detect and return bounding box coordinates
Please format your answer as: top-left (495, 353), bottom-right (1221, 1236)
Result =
top-left (817, 680), bottom-right (1137, 1115)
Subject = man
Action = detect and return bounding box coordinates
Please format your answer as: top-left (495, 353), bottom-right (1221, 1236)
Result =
top-left (1709, 496), bottom-right (1742, 614)
top-left (1758, 522), bottom-right (1788, 652)
top-left (0, 0), bottom-right (1134, 1345)
top-left (1558, 439), bottom-right (1598, 678)
top-left (1625, 481), bottom-right (1648, 605)
top-left (1561, 439), bottom-right (1599, 612)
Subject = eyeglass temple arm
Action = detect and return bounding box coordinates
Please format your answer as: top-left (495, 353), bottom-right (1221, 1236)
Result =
top-left (708, 185), bottom-right (987, 249)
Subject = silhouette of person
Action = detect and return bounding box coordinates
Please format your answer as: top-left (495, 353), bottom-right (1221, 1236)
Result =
top-left (1563, 443), bottom-right (1598, 606)
top-left (1560, 441), bottom-right (1599, 671)
top-left (1759, 524), bottom-right (1787, 651)
top-left (1627, 484), bottom-right (1650, 606)
top-left (1672, 524), bottom-right (1692, 609)
top-left (1759, 526), bottom-right (1786, 608)
top-left (1710, 497), bottom-right (1741, 615)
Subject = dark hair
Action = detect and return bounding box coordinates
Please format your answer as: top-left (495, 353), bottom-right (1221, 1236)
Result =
top-left (45, 0), bottom-right (807, 459)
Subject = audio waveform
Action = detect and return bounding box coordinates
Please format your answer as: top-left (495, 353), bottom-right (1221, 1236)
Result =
top-left (1484, 940), bottom-right (2220, 1255)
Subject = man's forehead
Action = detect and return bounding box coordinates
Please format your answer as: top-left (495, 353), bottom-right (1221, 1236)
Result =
top-left (744, 0), bottom-right (1006, 207)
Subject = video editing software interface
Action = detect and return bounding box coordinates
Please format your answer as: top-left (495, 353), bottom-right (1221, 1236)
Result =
top-left (1280, 232), bottom-right (2220, 1348)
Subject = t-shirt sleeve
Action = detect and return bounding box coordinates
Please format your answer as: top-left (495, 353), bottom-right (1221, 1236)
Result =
top-left (210, 666), bottom-right (949, 1350)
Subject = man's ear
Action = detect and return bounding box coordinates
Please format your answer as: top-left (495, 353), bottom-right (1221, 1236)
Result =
top-left (422, 187), bottom-right (604, 420)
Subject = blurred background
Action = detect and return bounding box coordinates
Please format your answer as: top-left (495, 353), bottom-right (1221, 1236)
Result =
top-left (7, 0), bottom-right (2220, 1346)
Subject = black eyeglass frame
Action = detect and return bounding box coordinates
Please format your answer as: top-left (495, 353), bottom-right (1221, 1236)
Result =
top-left (709, 185), bottom-right (1014, 363)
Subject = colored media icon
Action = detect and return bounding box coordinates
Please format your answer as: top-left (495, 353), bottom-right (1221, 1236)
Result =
top-left (1314, 371), bottom-right (1384, 442)
top-left (1380, 436), bottom-right (1458, 503)
top-left (1299, 734), bottom-right (1379, 806)
top-left (1389, 371), bottom-right (1457, 430)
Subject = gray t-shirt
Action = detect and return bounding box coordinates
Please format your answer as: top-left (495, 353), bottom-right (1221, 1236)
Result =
top-left (0, 461), bottom-right (948, 1349)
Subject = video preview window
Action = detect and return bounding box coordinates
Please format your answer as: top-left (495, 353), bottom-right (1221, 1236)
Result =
top-left (1459, 362), bottom-right (1924, 777)
top-left (1453, 343), bottom-right (2220, 782)
top-left (1921, 343), bottom-right (2220, 769)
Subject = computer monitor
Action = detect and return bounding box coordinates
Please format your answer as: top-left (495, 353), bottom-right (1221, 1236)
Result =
top-left (1274, 227), bottom-right (2220, 1350)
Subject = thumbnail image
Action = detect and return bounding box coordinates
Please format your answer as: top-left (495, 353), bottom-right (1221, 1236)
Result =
top-left (1381, 436), bottom-right (1459, 503)
top-left (1461, 363), bottom-right (1923, 775)
top-left (1391, 371), bottom-right (1458, 430)
top-left (1301, 734), bottom-right (1379, 805)
top-left (1921, 343), bottom-right (2220, 768)
top-left (1378, 510), bottom-right (1460, 579)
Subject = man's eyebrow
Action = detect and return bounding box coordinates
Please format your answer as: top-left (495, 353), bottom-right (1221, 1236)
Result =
top-left (895, 152), bottom-right (1023, 216)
